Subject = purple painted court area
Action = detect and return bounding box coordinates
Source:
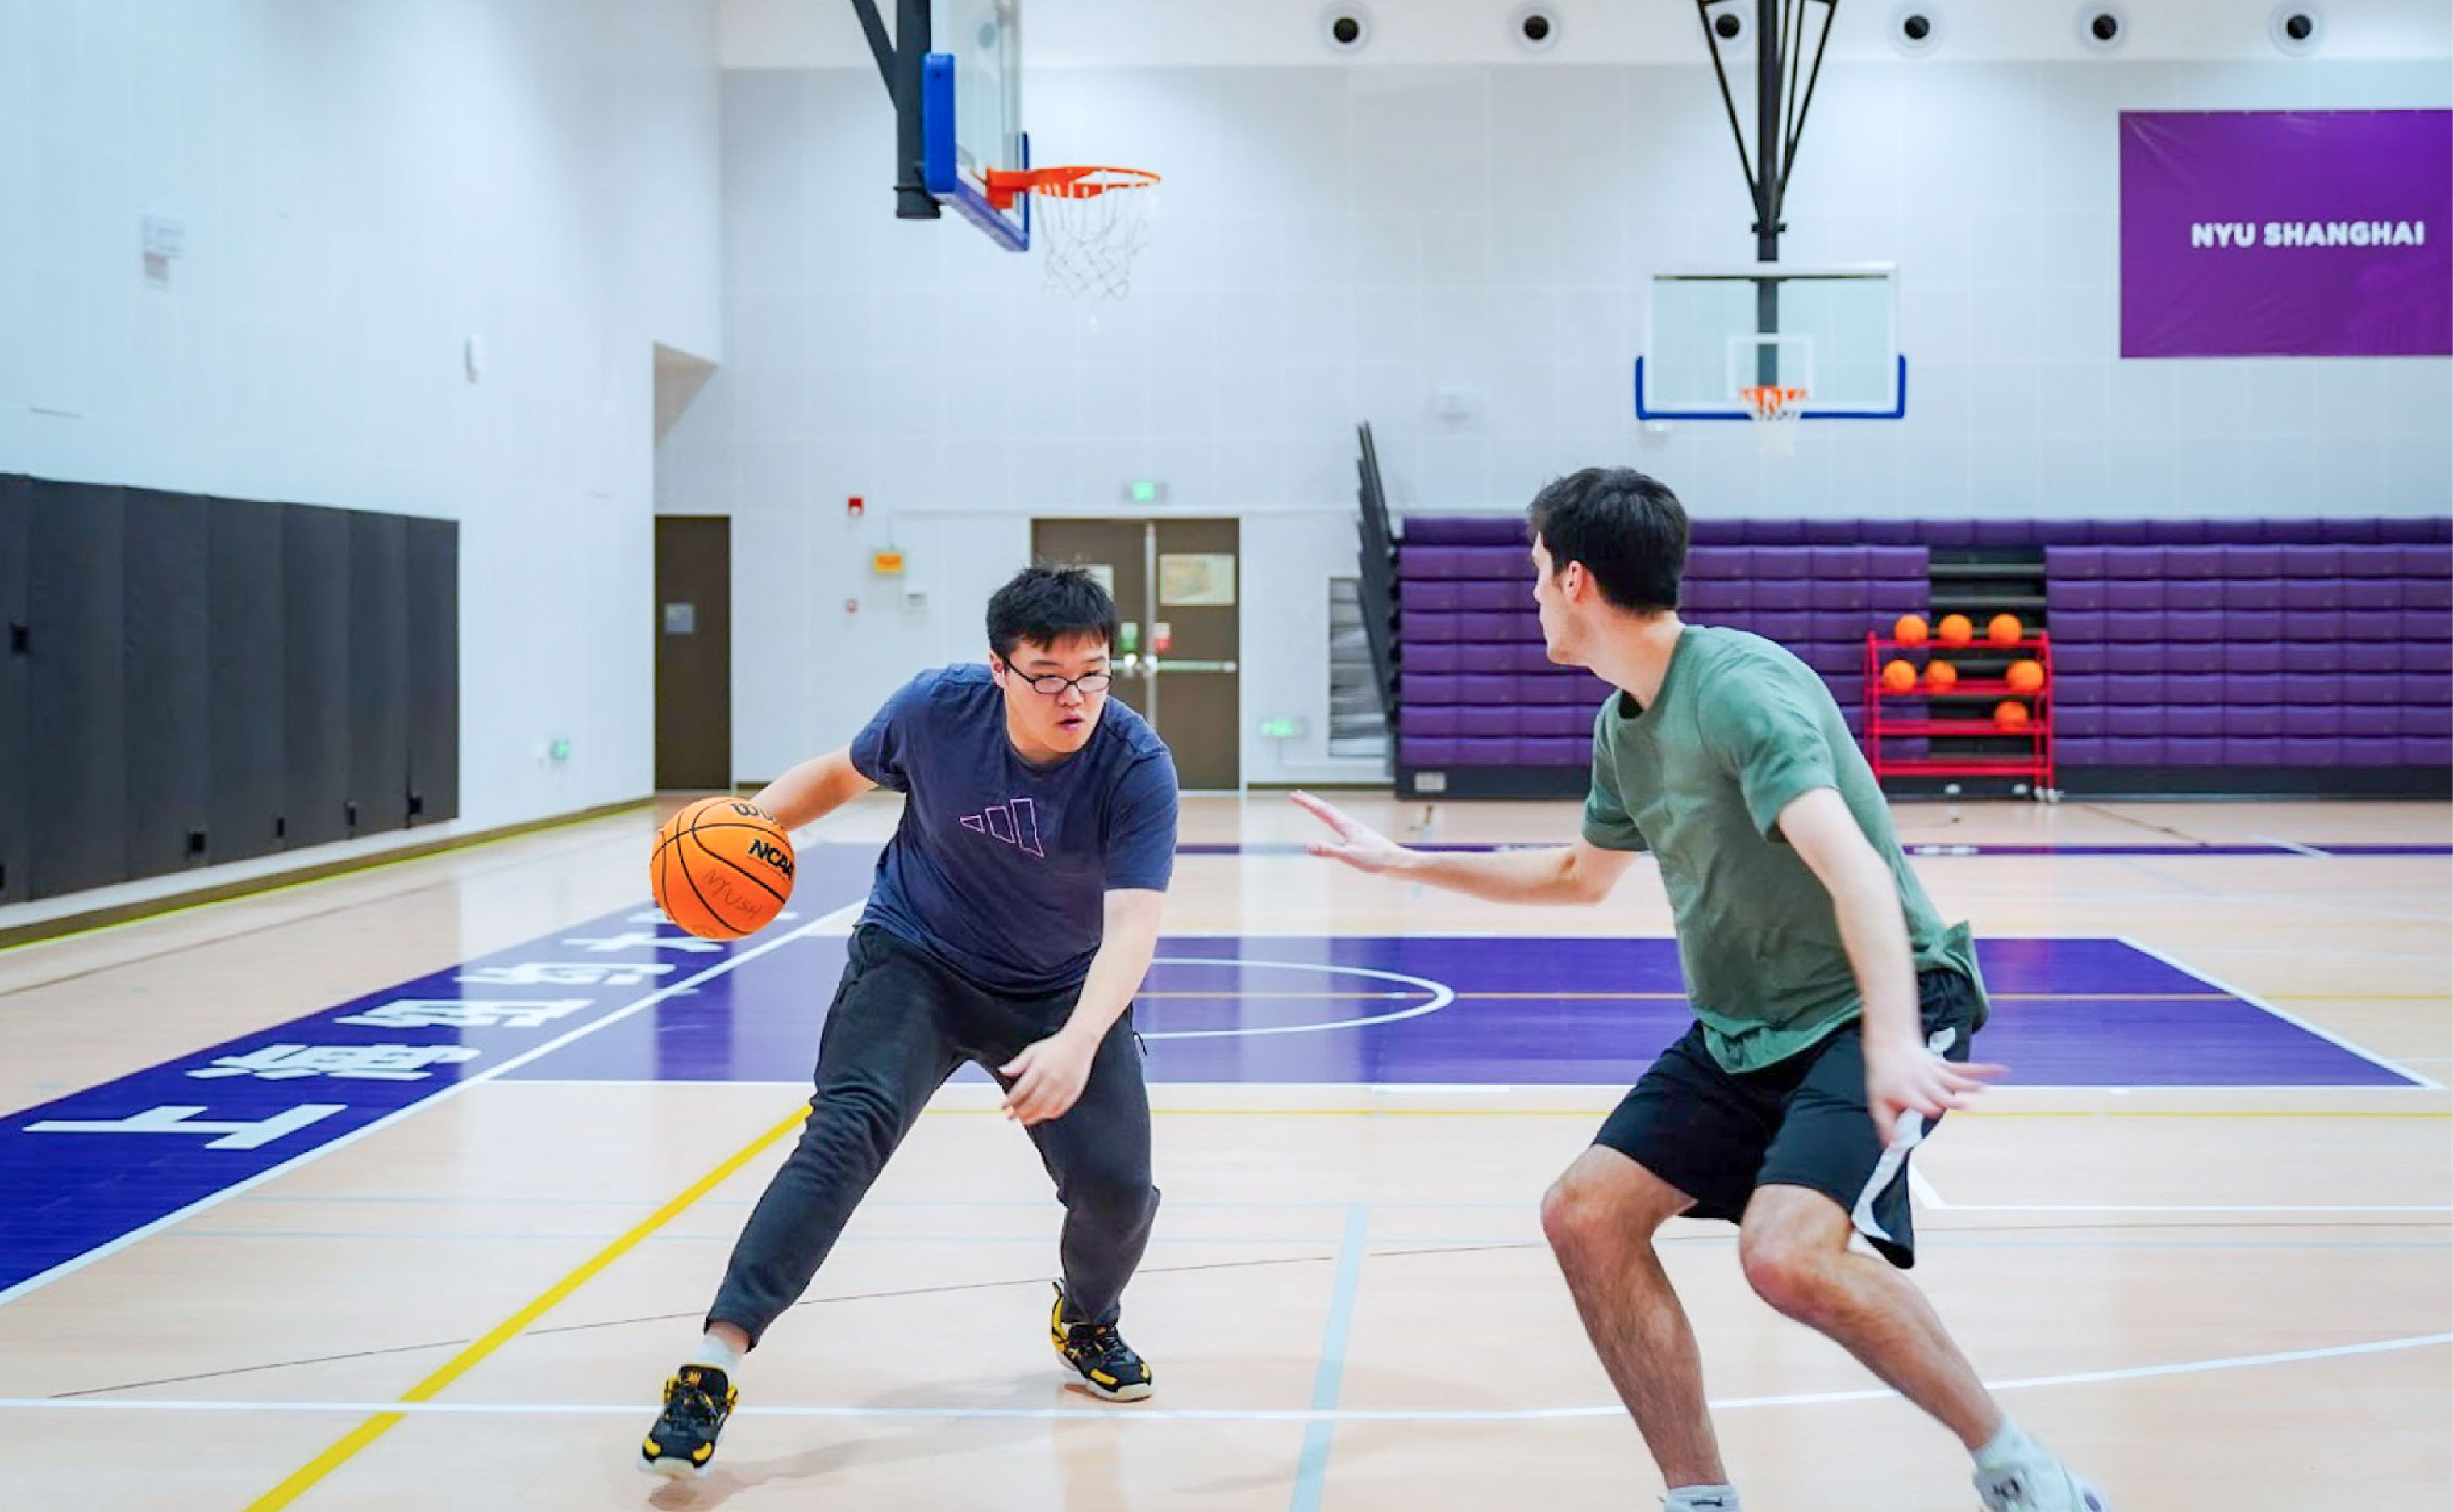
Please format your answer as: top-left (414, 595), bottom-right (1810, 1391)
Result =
top-left (517, 933), bottom-right (2421, 1090)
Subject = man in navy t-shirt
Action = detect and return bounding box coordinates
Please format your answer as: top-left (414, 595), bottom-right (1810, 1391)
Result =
top-left (641, 567), bottom-right (1180, 1480)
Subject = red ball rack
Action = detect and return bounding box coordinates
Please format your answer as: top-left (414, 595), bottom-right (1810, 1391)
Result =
top-left (1863, 631), bottom-right (2055, 793)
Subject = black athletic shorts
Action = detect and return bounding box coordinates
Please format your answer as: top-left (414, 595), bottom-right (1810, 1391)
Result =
top-left (1593, 968), bottom-right (1980, 1269)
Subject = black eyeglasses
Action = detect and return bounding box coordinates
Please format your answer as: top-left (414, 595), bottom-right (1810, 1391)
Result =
top-left (1002, 666), bottom-right (1113, 697)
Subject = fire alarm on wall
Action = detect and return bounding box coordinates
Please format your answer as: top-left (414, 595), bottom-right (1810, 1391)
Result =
top-left (848, 496), bottom-right (865, 517)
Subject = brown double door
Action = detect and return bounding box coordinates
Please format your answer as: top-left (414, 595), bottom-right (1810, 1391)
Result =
top-left (1031, 519), bottom-right (1239, 791)
top-left (654, 517), bottom-right (731, 791)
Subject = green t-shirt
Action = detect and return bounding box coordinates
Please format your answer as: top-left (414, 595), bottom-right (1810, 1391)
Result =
top-left (1581, 624), bottom-right (1988, 1073)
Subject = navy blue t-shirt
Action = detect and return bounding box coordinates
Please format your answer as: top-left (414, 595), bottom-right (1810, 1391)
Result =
top-left (848, 664), bottom-right (1180, 994)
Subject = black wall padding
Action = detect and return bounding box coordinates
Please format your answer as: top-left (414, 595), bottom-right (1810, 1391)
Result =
top-left (209, 497), bottom-right (285, 865)
top-left (404, 517), bottom-right (460, 826)
top-left (27, 481), bottom-right (130, 899)
top-left (348, 511), bottom-right (409, 836)
top-left (281, 506), bottom-right (353, 851)
top-left (6, 479), bottom-right (459, 901)
top-left (123, 489), bottom-right (214, 881)
top-left (0, 476), bottom-right (29, 902)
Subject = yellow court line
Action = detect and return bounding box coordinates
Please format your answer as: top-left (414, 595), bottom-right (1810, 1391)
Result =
top-left (243, 1102), bottom-right (808, 1510)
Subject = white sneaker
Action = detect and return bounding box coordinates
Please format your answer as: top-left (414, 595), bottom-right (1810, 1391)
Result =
top-left (1975, 1460), bottom-right (2111, 1512)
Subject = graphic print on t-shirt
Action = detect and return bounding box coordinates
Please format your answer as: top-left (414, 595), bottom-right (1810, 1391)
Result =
top-left (958, 798), bottom-right (1045, 858)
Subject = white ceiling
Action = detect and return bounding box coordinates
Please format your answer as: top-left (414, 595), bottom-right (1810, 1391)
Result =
top-left (721, 0), bottom-right (2453, 69)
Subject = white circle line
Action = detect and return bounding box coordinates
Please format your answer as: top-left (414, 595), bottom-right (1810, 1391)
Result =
top-left (5, 1332), bottom-right (2442, 1422)
top-left (1135, 956), bottom-right (1457, 1040)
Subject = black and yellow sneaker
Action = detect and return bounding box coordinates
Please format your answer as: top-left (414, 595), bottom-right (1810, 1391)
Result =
top-left (639, 1364), bottom-right (737, 1478)
top-left (1049, 1283), bottom-right (1154, 1402)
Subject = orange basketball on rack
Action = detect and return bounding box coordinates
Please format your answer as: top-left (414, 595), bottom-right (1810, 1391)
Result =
top-left (1993, 700), bottom-right (2031, 732)
top-left (1893, 614), bottom-right (1930, 646)
top-left (1987, 614), bottom-right (2024, 647)
top-left (650, 798), bottom-right (796, 940)
top-left (1881, 659), bottom-right (1918, 694)
top-left (1925, 660), bottom-right (1959, 692)
top-left (2005, 659), bottom-right (2045, 693)
top-left (1935, 614), bottom-right (1975, 648)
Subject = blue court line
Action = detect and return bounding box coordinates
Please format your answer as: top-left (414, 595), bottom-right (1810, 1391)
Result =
top-left (1289, 1204), bottom-right (1373, 1512)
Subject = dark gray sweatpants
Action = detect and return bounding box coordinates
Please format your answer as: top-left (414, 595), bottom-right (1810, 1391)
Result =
top-left (707, 925), bottom-right (1158, 1348)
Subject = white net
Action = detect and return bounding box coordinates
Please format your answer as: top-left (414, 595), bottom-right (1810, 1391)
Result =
top-left (1031, 169), bottom-right (1159, 299)
top-left (1741, 385), bottom-right (1806, 456)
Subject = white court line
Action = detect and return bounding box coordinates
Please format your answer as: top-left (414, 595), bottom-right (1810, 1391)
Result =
top-left (2249, 835), bottom-right (2331, 858)
top-left (1138, 958), bottom-right (1455, 1040)
top-left (2115, 935), bottom-right (2443, 1092)
top-left (4, 1333), bottom-right (2443, 1422)
top-left (1908, 1166), bottom-right (1948, 1209)
top-left (805, 899), bottom-right (866, 932)
top-left (0, 906), bottom-right (858, 1310)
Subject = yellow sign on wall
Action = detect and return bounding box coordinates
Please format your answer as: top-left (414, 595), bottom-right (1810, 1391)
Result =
top-left (871, 550), bottom-right (905, 576)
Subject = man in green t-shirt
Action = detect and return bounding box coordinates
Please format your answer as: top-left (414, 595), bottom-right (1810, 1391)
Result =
top-left (1296, 469), bottom-right (2109, 1512)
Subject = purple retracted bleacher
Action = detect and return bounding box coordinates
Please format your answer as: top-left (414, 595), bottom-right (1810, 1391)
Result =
top-left (1397, 514), bottom-right (2447, 788)
top-left (1401, 516), bottom-right (1520, 545)
top-left (2222, 706), bottom-right (2284, 736)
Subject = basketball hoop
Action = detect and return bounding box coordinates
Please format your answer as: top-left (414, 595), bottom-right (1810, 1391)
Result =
top-left (986, 166), bottom-right (1160, 299)
top-left (1739, 384), bottom-right (1808, 454)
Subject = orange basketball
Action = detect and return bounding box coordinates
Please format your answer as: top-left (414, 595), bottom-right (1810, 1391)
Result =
top-left (1987, 614), bottom-right (2024, 647)
top-left (1935, 614), bottom-right (1975, 648)
top-left (1880, 659), bottom-right (1918, 694)
top-left (1893, 614), bottom-right (1930, 647)
top-left (1993, 699), bottom-right (2030, 732)
top-left (650, 798), bottom-right (796, 940)
top-left (2005, 659), bottom-right (2045, 693)
top-left (1924, 660), bottom-right (1959, 692)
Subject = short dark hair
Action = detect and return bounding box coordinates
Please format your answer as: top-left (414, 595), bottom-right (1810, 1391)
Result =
top-left (1525, 468), bottom-right (1689, 614)
top-left (987, 565), bottom-right (1120, 660)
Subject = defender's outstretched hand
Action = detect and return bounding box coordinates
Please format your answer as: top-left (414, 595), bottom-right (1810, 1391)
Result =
top-left (1291, 791), bottom-right (1414, 875)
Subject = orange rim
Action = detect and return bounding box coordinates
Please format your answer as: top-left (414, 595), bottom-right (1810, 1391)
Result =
top-left (1739, 385), bottom-right (1809, 419)
top-left (983, 165), bottom-right (1160, 211)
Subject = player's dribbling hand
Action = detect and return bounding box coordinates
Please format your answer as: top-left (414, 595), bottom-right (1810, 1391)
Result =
top-left (1290, 791), bottom-right (1414, 874)
top-left (1864, 1036), bottom-right (2004, 1146)
top-left (1001, 1029), bottom-right (1097, 1126)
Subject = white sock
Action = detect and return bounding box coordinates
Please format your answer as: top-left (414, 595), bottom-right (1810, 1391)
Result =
top-left (686, 1333), bottom-right (744, 1377)
top-left (1975, 1420), bottom-right (2043, 1469)
top-left (1663, 1485), bottom-right (1740, 1510)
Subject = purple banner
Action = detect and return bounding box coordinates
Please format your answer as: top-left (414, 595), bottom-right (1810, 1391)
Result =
top-left (2120, 110), bottom-right (2451, 358)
